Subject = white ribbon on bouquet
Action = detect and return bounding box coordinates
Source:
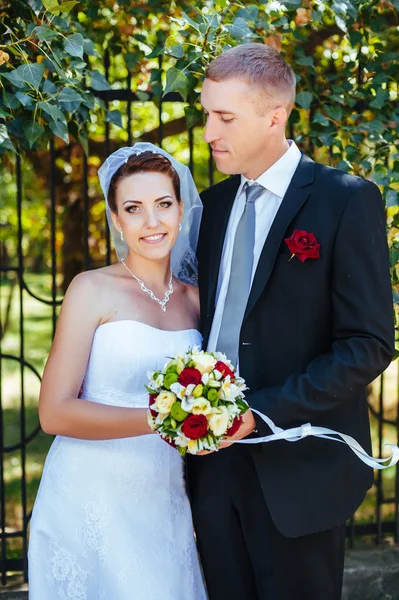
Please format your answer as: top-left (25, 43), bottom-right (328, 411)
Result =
top-left (236, 409), bottom-right (399, 470)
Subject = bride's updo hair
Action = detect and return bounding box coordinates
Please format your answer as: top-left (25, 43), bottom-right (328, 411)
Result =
top-left (107, 151), bottom-right (181, 214)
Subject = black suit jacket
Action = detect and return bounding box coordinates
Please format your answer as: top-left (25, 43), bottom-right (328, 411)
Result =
top-left (196, 153), bottom-right (395, 537)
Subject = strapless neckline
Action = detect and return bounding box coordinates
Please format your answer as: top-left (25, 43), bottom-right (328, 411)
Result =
top-left (97, 319), bottom-right (200, 335)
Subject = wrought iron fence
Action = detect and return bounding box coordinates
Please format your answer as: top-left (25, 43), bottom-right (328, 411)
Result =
top-left (0, 53), bottom-right (398, 587)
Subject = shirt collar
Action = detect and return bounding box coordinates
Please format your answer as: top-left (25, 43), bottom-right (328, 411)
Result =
top-left (239, 140), bottom-right (302, 199)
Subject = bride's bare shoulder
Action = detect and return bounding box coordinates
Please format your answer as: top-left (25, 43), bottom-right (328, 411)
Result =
top-left (64, 264), bottom-right (123, 305)
top-left (180, 281), bottom-right (200, 314)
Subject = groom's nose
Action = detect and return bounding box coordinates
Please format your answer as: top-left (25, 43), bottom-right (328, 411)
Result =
top-left (203, 116), bottom-right (220, 144)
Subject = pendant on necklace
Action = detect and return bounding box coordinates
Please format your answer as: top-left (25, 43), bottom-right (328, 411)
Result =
top-left (120, 260), bottom-right (174, 312)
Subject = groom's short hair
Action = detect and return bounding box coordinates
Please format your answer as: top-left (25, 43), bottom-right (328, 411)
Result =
top-left (206, 43), bottom-right (296, 116)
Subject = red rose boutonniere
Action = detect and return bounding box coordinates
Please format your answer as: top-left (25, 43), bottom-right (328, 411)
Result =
top-left (284, 229), bottom-right (320, 263)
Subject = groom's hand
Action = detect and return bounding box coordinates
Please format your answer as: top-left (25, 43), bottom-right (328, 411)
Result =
top-left (195, 409), bottom-right (256, 455)
top-left (218, 408), bottom-right (257, 449)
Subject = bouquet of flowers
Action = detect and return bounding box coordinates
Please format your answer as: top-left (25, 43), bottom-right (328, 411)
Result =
top-left (146, 347), bottom-right (249, 456)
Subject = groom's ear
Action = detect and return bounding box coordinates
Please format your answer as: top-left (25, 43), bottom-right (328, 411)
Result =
top-left (270, 105), bottom-right (289, 130)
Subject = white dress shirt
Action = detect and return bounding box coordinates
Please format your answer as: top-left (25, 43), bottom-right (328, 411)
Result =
top-left (207, 140), bottom-right (302, 355)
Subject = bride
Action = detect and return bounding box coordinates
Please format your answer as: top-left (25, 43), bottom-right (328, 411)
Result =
top-left (28, 143), bottom-right (207, 600)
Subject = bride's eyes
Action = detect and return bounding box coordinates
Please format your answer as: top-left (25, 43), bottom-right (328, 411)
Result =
top-left (125, 201), bottom-right (172, 214)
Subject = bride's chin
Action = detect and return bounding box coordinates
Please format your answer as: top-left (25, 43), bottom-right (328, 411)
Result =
top-left (139, 247), bottom-right (173, 261)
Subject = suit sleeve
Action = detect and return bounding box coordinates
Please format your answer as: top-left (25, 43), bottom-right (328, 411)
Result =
top-left (247, 181), bottom-right (395, 429)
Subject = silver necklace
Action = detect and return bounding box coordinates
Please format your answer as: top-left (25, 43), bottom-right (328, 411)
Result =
top-left (121, 260), bottom-right (174, 313)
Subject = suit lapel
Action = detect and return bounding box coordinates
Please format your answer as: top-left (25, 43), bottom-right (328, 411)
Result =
top-left (206, 175), bottom-right (241, 317)
top-left (243, 153), bottom-right (315, 321)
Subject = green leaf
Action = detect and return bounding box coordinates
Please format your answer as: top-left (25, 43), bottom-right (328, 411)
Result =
top-left (296, 91), bottom-right (313, 110)
top-left (64, 33), bottom-right (84, 59)
top-left (42, 0), bottom-right (61, 15)
top-left (52, 16), bottom-right (69, 28)
top-left (136, 90), bottom-right (150, 102)
top-left (312, 112), bottom-right (330, 127)
top-left (163, 67), bottom-right (189, 101)
top-left (2, 71), bottom-right (27, 90)
top-left (58, 0), bottom-right (79, 13)
top-left (165, 37), bottom-right (185, 59)
top-left (334, 14), bottom-right (347, 32)
top-left (230, 17), bottom-right (252, 41)
top-left (124, 52), bottom-right (140, 70)
top-left (386, 190), bottom-right (398, 208)
top-left (90, 70), bottom-right (110, 91)
top-left (184, 106), bottom-right (202, 129)
top-left (50, 119), bottom-right (69, 143)
top-left (0, 124), bottom-right (15, 151)
top-left (16, 63), bottom-right (45, 91)
top-left (43, 79), bottom-right (57, 95)
top-left (38, 101), bottom-right (66, 123)
top-left (150, 68), bottom-right (162, 84)
top-left (336, 159), bottom-right (351, 173)
top-left (0, 108), bottom-right (12, 118)
top-left (325, 105), bottom-right (343, 122)
top-left (296, 56), bottom-right (315, 68)
top-left (81, 91), bottom-right (95, 110)
top-left (15, 92), bottom-right (34, 107)
top-left (370, 88), bottom-right (390, 110)
top-left (361, 120), bottom-right (384, 134)
top-left (57, 87), bottom-right (82, 112)
top-left (390, 247), bottom-right (399, 268)
top-left (23, 120), bottom-right (44, 147)
top-left (34, 25), bottom-right (58, 41)
top-left (83, 38), bottom-right (100, 57)
top-left (237, 5), bottom-right (259, 21)
top-left (319, 133), bottom-right (335, 146)
top-left (105, 109), bottom-right (123, 128)
top-left (2, 90), bottom-right (20, 109)
top-left (79, 130), bottom-right (88, 155)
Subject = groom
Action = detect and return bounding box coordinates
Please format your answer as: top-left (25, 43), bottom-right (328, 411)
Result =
top-left (187, 43), bottom-right (395, 600)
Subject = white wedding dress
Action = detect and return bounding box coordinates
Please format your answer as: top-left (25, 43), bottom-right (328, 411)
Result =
top-left (28, 320), bottom-right (207, 600)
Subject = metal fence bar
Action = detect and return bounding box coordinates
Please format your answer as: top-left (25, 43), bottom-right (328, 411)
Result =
top-left (158, 55), bottom-right (164, 148)
top-left (396, 364), bottom-right (399, 543)
top-left (16, 153), bottom-right (28, 581)
top-left (0, 283), bottom-right (6, 584)
top-left (50, 138), bottom-right (57, 336)
top-left (376, 374), bottom-right (384, 544)
top-left (83, 143), bottom-right (90, 272)
top-left (104, 49), bottom-right (111, 266)
top-left (127, 71), bottom-right (132, 147)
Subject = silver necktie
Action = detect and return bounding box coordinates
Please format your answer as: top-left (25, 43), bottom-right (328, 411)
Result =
top-left (216, 182), bottom-right (265, 366)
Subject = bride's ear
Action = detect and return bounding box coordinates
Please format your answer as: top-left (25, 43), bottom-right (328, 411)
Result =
top-left (179, 201), bottom-right (184, 224)
top-left (110, 210), bottom-right (121, 234)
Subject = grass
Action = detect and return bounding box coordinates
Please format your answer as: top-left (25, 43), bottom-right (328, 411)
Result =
top-left (0, 273), bottom-right (398, 562)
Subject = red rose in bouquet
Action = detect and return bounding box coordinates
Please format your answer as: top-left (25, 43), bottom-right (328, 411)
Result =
top-left (215, 361), bottom-right (235, 380)
top-left (181, 414), bottom-right (208, 440)
top-left (284, 229), bottom-right (320, 263)
top-left (178, 367), bottom-right (202, 387)
top-left (226, 416), bottom-right (243, 437)
top-left (149, 393), bottom-right (158, 418)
